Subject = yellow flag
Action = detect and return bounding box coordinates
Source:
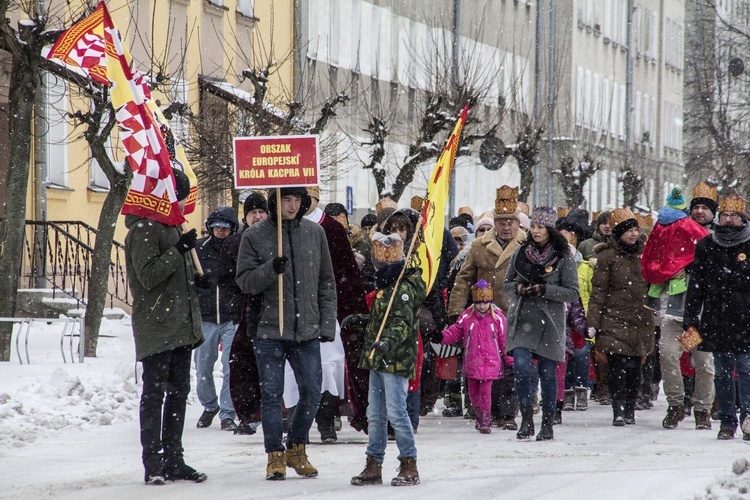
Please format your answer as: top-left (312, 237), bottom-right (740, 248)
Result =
top-left (417, 105), bottom-right (469, 294)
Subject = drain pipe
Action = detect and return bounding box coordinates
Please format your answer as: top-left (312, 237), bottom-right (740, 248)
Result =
top-left (34, 1), bottom-right (48, 289)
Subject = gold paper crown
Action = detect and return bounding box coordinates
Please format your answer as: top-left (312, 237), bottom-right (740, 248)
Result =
top-left (608, 207), bottom-right (638, 229)
top-left (516, 201), bottom-right (530, 216)
top-left (371, 237), bottom-right (404, 263)
top-left (643, 214), bottom-right (654, 229)
top-left (718, 194), bottom-right (746, 214)
top-left (530, 206), bottom-right (558, 228)
top-left (376, 197), bottom-right (398, 214)
top-left (692, 182), bottom-right (718, 202)
top-left (307, 185), bottom-right (320, 200)
top-left (592, 210), bottom-right (602, 223)
top-left (557, 207), bottom-right (572, 220)
top-left (458, 206), bottom-right (474, 217)
top-left (411, 195), bottom-right (425, 212)
top-left (471, 281), bottom-right (494, 303)
top-left (495, 185), bottom-right (519, 215)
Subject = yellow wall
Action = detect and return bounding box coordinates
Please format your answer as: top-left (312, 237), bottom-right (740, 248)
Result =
top-left (23, 0), bottom-right (295, 246)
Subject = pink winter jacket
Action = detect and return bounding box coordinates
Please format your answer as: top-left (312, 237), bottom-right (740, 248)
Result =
top-left (440, 305), bottom-right (510, 381)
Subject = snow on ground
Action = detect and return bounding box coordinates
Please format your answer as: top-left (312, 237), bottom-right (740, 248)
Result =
top-left (0, 316), bottom-right (748, 500)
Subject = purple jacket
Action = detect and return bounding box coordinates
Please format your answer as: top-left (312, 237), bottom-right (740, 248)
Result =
top-left (441, 305), bottom-right (510, 380)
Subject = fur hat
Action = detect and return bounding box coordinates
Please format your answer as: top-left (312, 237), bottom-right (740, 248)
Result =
top-left (690, 182), bottom-right (719, 214)
top-left (530, 206), bottom-right (557, 228)
top-left (666, 187), bottom-right (687, 210)
top-left (471, 279), bottom-right (493, 304)
top-left (173, 168), bottom-right (191, 201)
top-left (243, 192), bottom-right (268, 217)
top-left (370, 232), bottom-right (404, 270)
top-left (494, 185), bottom-right (520, 220)
top-left (718, 194), bottom-right (746, 214)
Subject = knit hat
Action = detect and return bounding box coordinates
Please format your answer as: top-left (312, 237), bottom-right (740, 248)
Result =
top-left (449, 216), bottom-right (468, 230)
top-left (530, 206), bottom-right (557, 228)
top-left (243, 192), bottom-right (268, 217)
top-left (360, 213), bottom-right (377, 229)
top-left (690, 182), bottom-right (719, 214)
top-left (370, 232), bottom-right (404, 271)
top-left (173, 168), bottom-right (191, 201)
top-left (475, 216), bottom-right (494, 232)
top-left (666, 187), bottom-right (687, 210)
top-left (471, 279), bottom-right (493, 304)
top-left (609, 207), bottom-right (639, 239)
top-left (518, 212), bottom-right (531, 231)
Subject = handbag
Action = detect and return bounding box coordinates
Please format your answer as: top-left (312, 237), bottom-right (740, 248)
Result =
top-left (676, 326), bottom-right (703, 352)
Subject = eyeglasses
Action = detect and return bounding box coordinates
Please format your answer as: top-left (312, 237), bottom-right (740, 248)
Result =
top-left (475, 227), bottom-right (489, 235)
top-left (720, 213), bottom-right (742, 220)
top-left (454, 237), bottom-right (463, 243)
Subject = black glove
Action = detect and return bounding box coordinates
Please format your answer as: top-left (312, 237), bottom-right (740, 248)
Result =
top-left (341, 314), bottom-right (368, 331)
top-left (319, 336), bottom-right (334, 343)
top-left (175, 228), bottom-right (197, 255)
top-left (503, 366), bottom-right (515, 378)
top-left (516, 283), bottom-right (530, 296)
top-left (371, 340), bottom-right (388, 355)
top-left (448, 314), bottom-right (459, 325)
top-left (429, 330), bottom-right (444, 344)
top-left (272, 256), bottom-right (288, 275)
top-left (193, 272), bottom-right (212, 289)
top-left (526, 284), bottom-right (546, 297)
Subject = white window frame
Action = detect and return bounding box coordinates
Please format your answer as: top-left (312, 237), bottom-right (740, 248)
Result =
top-left (45, 71), bottom-right (69, 188)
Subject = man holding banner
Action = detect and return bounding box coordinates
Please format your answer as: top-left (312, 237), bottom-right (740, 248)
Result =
top-left (235, 187), bottom-right (337, 481)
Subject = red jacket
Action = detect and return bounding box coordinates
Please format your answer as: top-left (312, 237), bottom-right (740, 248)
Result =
top-left (642, 211), bottom-right (709, 284)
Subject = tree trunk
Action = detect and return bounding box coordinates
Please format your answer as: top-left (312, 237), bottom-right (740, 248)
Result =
top-left (83, 174), bottom-right (129, 357)
top-left (518, 158), bottom-right (534, 203)
top-left (0, 54), bottom-right (38, 362)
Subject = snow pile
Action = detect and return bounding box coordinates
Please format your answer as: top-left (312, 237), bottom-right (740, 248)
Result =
top-left (699, 458), bottom-right (750, 499)
top-left (0, 363), bottom-right (139, 449)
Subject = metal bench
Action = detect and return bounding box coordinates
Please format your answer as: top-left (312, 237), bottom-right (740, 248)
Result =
top-left (0, 317), bottom-right (85, 364)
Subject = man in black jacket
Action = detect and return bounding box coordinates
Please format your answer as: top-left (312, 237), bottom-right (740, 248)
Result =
top-left (193, 206), bottom-right (240, 431)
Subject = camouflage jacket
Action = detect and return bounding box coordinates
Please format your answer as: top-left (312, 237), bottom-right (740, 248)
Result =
top-left (358, 267), bottom-right (426, 378)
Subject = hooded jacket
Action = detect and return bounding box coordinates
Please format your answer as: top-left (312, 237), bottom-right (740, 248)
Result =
top-left (124, 215), bottom-right (203, 361)
top-left (196, 206), bottom-right (240, 323)
top-left (235, 190), bottom-right (337, 342)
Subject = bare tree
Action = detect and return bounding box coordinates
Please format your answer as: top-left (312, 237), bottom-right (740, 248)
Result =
top-left (555, 151), bottom-right (603, 208)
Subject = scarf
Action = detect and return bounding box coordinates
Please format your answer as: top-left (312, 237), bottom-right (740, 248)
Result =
top-left (374, 261), bottom-right (405, 289)
top-left (524, 241), bottom-right (558, 267)
top-left (713, 223), bottom-right (750, 248)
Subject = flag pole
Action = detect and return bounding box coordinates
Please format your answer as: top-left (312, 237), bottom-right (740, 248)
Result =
top-left (181, 223), bottom-right (204, 275)
top-left (368, 212), bottom-right (423, 361)
top-left (276, 188), bottom-right (284, 336)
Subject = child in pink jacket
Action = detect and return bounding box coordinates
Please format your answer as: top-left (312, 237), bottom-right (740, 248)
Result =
top-left (434, 280), bottom-right (510, 434)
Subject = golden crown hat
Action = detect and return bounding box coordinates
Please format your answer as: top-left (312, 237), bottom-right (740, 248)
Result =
top-left (643, 214), bottom-right (654, 229)
top-left (371, 234), bottom-right (404, 263)
top-left (458, 206), bottom-right (474, 217)
top-left (494, 185), bottom-right (519, 215)
top-left (557, 207), bottom-right (572, 220)
top-left (375, 197), bottom-right (398, 214)
top-left (692, 182), bottom-right (718, 202)
top-left (411, 195), bottom-right (425, 212)
top-left (530, 206), bottom-right (557, 228)
top-left (471, 279), bottom-right (494, 303)
top-left (592, 210), bottom-right (602, 223)
top-left (608, 207), bottom-right (638, 229)
top-left (718, 194), bottom-right (746, 214)
top-left (516, 201), bottom-right (530, 216)
top-left (307, 185), bottom-right (320, 200)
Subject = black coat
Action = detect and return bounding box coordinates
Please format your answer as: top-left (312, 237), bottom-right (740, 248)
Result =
top-left (218, 227), bottom-right (247, 324)
top-left (684, 235), bottom-right (750, 353)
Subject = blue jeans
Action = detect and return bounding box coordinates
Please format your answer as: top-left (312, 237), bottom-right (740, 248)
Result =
top-left (713, 353), bottom-right (750, 429)
top-left (194, 321), bottom-right (236, 421)
top-left (513, 348), bottom-right (557, 414)
top-left (406, 391), bottom-right (420, 429)
top-left (253, 338), bottom-right (322, 453)
top-left (366, 371), bottom-right (417, 464)
top-left (565, 342), bottom-right (592, 389)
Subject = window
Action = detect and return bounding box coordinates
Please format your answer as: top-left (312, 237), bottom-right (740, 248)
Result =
top-left (619, 84), bottom-right (626, 139)
top-left (634, 90), bottom-right (641, 141)
top-left (592, 73), bottom-right (600, 131)
top-left (377, 9), bottom-right (393, 81)
top-left (575, 66), bottom-right (584, 126)
top-left (584, 69), bottom-right (592, 128)
top-left (237, 0), bottom-right (253, 17)
top-left (610, 81), bottom-right (618, 137)
top-left (169, 78), bottom-right (189, 143)
top-left (602, 78), bottom-right (610, 133)
top-left (358, 2), bottom-right (375, 75)
top-left (44, 71), bottom-right (69, 187)
top-left (603, 0), bottom-right (611, 38)
top-left (89, 132), bottom-right (113, 190)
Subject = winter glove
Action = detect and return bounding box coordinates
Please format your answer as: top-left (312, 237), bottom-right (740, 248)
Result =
top-left (448, 314), bottom-right (460, 326)
top-left (272, 256), bottom-right (289, 275)
top-left (516, 283), bottom-right (529, 296)
top-left (319, 336), bottom-right (334, 343)
top-left (341, 314), bottom-right (369, 331)
top-left (370, 340), bottom-right (389, 355)
top-left (175, 229), bottom-right (197, 255)
top-left (586, 327), bottom-right (597, 339)
top-left (526, 284), bottom-right (546, 297)
top-left (503, 366), bottom-right (515, 378)
top-left (429, 330), bottom-right (444, 344)
top-left (193, 272), bottom-right (212, 289)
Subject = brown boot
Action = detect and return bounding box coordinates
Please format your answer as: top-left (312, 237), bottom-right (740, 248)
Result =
top-left (391, 457), bottom-right (420, 486)
top-left (285, 443), bottom-right (318, 477)
top-left (351, 455), bottom-right (383, 486)
top-left (266, 451), bottom-right (286, 481)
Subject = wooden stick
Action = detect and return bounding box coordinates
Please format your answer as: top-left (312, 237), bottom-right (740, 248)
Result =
top-left (181, 223), bottom-right (204, 275)
top-left (368, 215), bottom-right (423, 361)
top-left (276, 188), bottom-right (284, 337)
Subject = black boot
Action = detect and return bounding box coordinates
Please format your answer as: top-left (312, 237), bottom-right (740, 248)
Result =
top-left (553, 401), bottom-right (564, 425)
top-left (536, 412), bottom-right (554, 441)
top-left (516, 406), bottom-right (535, 440)
top-left (623, 400), bottom-right (636, 425)
top-left (612, 401), bottom-right (625, 427)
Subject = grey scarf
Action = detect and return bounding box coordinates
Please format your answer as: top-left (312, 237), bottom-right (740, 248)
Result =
top-left (712, 223), bottom-right (750, 248)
